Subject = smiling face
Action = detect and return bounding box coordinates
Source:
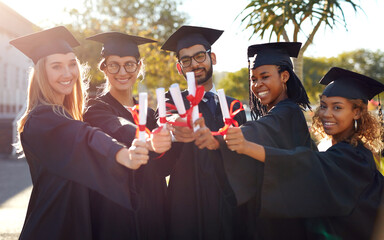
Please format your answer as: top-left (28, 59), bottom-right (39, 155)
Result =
top-left (103, 55), bottom-right (141, 93)
top-left (319, 95), bottom-right (360, 142)
top-left (178, 44), bottom-right (216, 91)
top-left (250, 65), bottom-right (289, 110)
top-left (45, 52), bottom-right (79, 104)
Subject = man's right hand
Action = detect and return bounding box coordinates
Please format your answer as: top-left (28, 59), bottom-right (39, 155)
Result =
top-left (172, 117), bottom-right (195, 143)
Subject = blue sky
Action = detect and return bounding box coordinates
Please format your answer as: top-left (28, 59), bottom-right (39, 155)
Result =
top-left (2, 0), bottom-right (383, 72)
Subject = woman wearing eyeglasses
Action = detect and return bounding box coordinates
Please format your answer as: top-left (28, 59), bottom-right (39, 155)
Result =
top-left (83, 32), bottom-right (172, 240)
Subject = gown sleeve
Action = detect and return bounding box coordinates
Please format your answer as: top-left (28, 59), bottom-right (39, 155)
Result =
top-left (220, 101), bottom-right (315, 206)
top-left (261, 142), bottom-right (379, 218)
top-left (21, 105), bottom-right (134, 210)
top-left (83, 99), bottom-right (137, 147)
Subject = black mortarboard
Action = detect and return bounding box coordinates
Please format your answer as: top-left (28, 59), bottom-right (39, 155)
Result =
top-left (9, 26), bottom-right (80, 64)
top-left (320, 67), bottom-right (384, 102)
top-left (86, 32), bottom-right (156, 59)
top-left (248, 42), bottom-right (302, 69)
top-left (161, 25), bottom-right (223, 53)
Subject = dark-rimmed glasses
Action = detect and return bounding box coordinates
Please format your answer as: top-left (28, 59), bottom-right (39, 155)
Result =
top-left (178, 49), bottom-right (211, 68)
top-left (106, 61), bottom-right (139, 74)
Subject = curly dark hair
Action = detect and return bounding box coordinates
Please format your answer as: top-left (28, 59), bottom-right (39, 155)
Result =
top-left (312, 98), bottom-right (384, 154)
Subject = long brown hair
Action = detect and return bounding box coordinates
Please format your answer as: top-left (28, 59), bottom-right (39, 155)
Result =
top-left (15, 56), bottom-right (88, 151)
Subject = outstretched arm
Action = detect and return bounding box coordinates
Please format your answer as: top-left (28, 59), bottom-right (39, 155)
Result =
top-left (224, 127), bottom-right (265, 162)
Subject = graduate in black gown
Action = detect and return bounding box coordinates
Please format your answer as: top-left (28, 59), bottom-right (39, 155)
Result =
top-left (160, 25), bottom-right (247, 239)
top-left (224, 67), bottom-right (384, 240)
top-left (10, 26), bottom-right (151, 240)
top-left (84, 32), bottom-right (172, 240)
top-left (210, 42), bottom-right (315, 239)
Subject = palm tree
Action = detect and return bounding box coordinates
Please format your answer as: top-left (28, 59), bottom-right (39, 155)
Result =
top-left (240, 0), bottom-right (361, 80)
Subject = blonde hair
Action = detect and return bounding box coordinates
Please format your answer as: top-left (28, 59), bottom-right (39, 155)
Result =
top-left (312, 98), bottom-right (384, 155)
top-left (15, 56), bottom-right (88, 152)
top-left (98, 57), bottom-right (145, 95)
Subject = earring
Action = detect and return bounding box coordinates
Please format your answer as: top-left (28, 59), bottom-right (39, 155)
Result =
top-left (354, 119), bottom-right (358, 130)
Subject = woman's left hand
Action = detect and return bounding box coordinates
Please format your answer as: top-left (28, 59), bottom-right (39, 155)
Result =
top-left (148, 124), bottom-right (172, 153)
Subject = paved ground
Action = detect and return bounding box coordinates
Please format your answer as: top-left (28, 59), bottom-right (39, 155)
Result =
top-left (0, 154), bottom-right (31, 240)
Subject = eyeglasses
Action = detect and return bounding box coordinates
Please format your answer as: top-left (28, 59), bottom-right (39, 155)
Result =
top-left (106, 61), bottom-right (139, 74)
top-left (178, 49), bottom-right (211, 68)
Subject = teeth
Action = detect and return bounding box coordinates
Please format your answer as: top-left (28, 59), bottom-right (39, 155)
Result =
top-left (60, 81), bottom-right (71, 85)
top-left (116, 79), bottom-right (129, 83)
top-left (258, 91), bottom-right (268, 97)
top-left (323, 122), bottom-right (336, 126)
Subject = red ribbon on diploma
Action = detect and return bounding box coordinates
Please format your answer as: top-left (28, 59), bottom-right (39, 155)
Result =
top-left (165, 86), bottom-right (204, 129)
top-left (184, 85), bottom-right (204, 128)
top-left (159, 117), bottom-right (167, 124)
top-left (212, 100), bottom-right (244, 136)
top-left (128, 104), bottom-right (151, 139)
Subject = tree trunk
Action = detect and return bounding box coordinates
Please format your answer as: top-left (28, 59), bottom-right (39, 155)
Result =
top-left (293, 49), bottom-right (304, 81)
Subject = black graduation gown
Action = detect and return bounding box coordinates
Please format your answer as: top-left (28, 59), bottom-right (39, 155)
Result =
top-left (19, 105), bottom-right (136, 240)
top-left (219, 99), bottom-right (316, 240)
top-left (263, 141), bottom-right (384, 240)
top-left (165, 90), bottom-right (247, 240)
top-left (83, 92), bottom-right (172, 240)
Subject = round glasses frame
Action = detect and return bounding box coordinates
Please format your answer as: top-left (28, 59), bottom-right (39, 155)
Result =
top-left (178, 49), bottom-right (211, 68)
top-left (106, 61), bottom-right (139, 74)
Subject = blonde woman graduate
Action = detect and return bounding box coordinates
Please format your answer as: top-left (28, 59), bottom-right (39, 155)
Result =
top-left (10, 26), bottom-right (150, 239)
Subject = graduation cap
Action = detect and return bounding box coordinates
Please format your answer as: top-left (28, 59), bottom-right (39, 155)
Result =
top-left (248, 42), bottom-right (302, 69)
top-left (9, 26), bottom-right (80, 64)
top-left (161, 25), bottom-right (223, 54)
top-left (320, 67), bottom-right (384, 103)
top-left (86, 32), bottom-right (156, 59)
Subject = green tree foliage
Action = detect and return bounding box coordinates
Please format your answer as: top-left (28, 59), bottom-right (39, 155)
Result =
top-left (302, 56), bottom-right (333, 102)
top-left (221, 49), bottom-right (384, 106)
top-left (65, 0), bottom-right (186, 101)
top-left (217, 68), bottom-right (249, 103)
top-left (239, 0), bottom-right (361, 80)
top-left (334, 49), bottom-right (384, 82)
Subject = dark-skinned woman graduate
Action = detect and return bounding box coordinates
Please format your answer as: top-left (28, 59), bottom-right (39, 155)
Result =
top-left (208, 42), bottom-right (316, 239)
top-left (83, 32), bottom-right (172, 239)
top-left (224, 67), bottom-right (384, 240)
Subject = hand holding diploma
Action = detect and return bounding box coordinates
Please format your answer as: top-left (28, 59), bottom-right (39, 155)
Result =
top-left (194, 117), bottom-right (219, 150)
top-left (223, 127), bottom-right (248, 154)
top-left (116, 140), bottom-right (149, 170)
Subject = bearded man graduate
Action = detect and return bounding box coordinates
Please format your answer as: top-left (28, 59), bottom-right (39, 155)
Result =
top-left (161, 26), bottom-right (247, 240)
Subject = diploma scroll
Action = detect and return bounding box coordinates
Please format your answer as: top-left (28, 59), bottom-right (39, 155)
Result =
top-left (138, 92), bottom-right (148, 142)
top-left (186, 72), bottom-right (200, 131)
top-left (169, 83), bottom-right (187, 118)
top-left (156, 88), bottom-right (167, 126)
top-left (217, 89), bottom-right (230, 120)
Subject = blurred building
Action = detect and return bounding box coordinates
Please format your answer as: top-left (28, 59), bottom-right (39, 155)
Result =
top-left (0, 2), bottom-right (37, 155)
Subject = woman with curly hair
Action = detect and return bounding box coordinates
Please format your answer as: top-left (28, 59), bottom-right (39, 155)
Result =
top-left (224, 67), bottom-right (384, 240)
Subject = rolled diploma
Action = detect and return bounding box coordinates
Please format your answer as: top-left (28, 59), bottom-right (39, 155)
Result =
top-left (186, 72), bottom-right (200, 131)
top-left (169, 83), bottom-right (186, 119)
top-left (217, 89), bottom-right (231, 121)
top-left (156, 87), bottom-right (166, 126)
top-left (138, 92), bottom-right (148, 142)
